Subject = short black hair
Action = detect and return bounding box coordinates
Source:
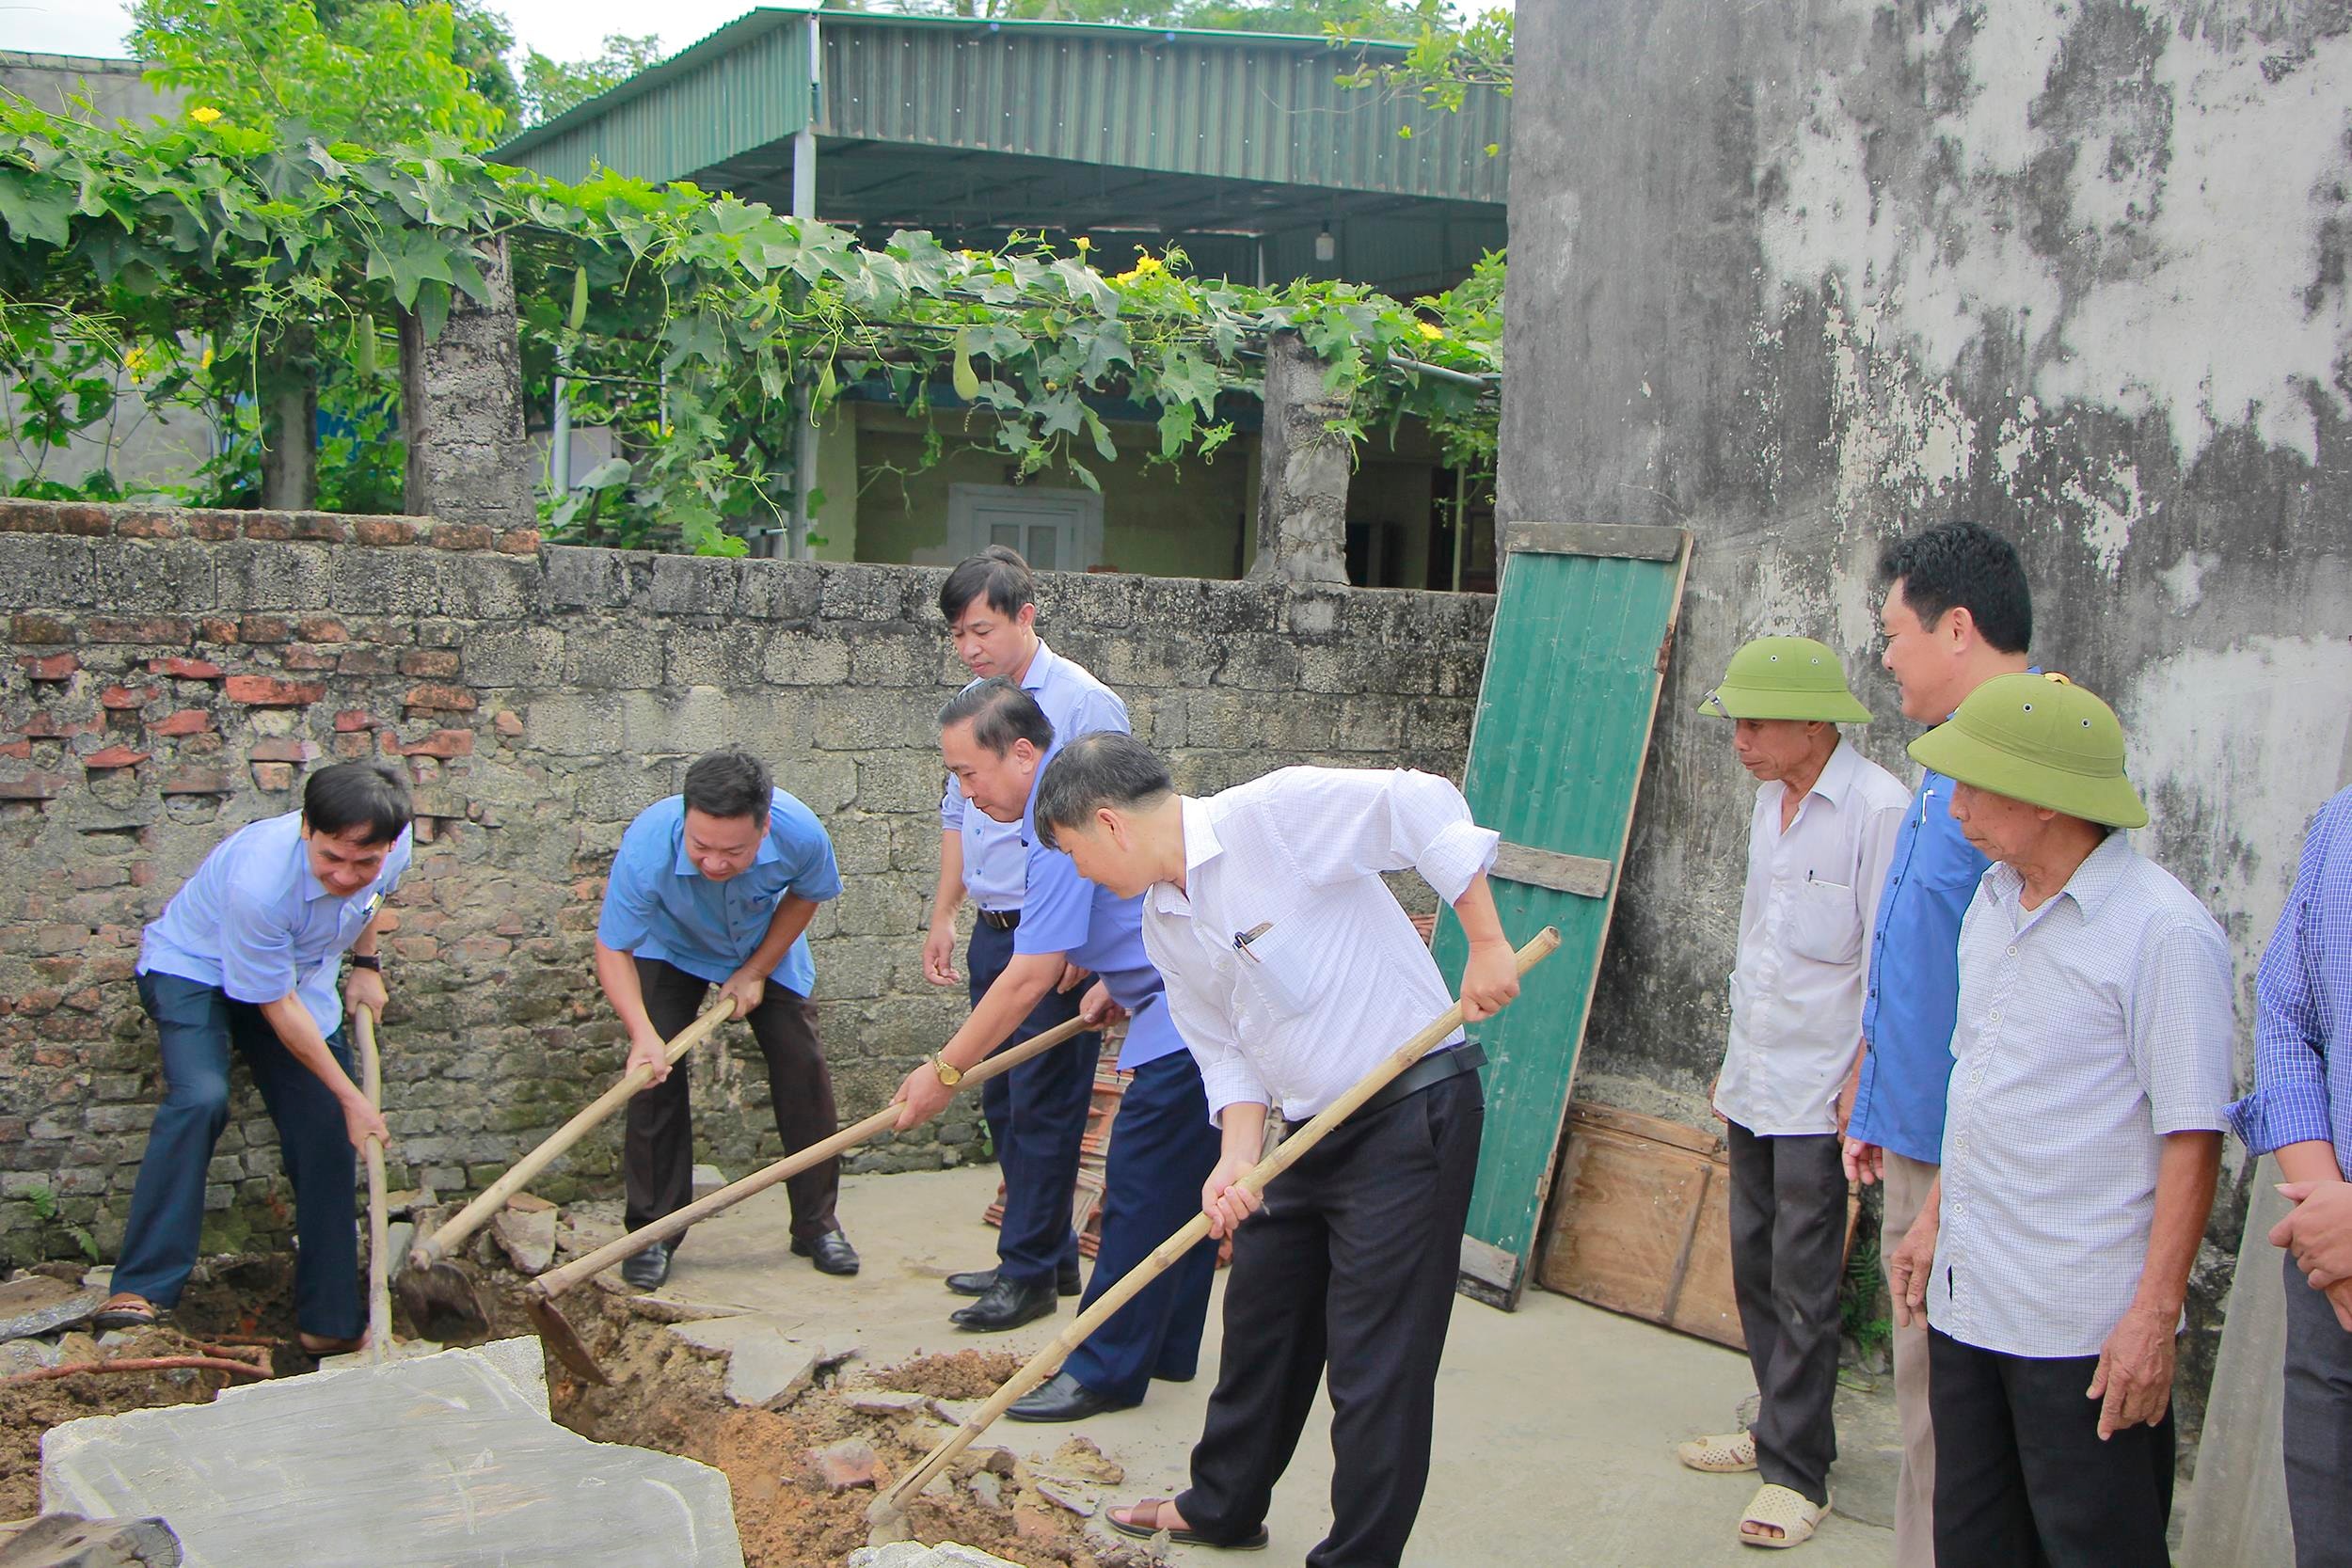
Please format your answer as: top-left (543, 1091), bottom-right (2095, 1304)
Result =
top-left (939, 545), bottom-right (1035, 626)
top-left (303, 761), bottom-right (411, 846)
top-left (682, 748), bottom-right (772, 821)
top-left (938, 675), bottom-right (1055, 756)
top-left (1034, 733), bottom-right (1174, 851)
top-left (1878, 520), bottom-right (2032, 655)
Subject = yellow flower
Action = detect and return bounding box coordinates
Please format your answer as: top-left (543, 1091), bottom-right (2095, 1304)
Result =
top-left (199, 344), bottom-right (215, 371)
top-left (122, 344), bottom-right (151, 377)
top-left (190, 106), bottom-right (222, 124)
top-left (1416, 322), bottom-right (1444, 341)
top-left (1073, 236), bottom-right (1091, 253)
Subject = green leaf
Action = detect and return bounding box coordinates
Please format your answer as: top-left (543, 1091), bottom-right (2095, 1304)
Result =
top-left (0, 168), bottom-right (73, 246)
top-left (1067, 459), bottom-right (1100, 494)
top-left (579, 457), bottom-right (632, 491)
top-left (1083, 408), bottom-right (1118, 464)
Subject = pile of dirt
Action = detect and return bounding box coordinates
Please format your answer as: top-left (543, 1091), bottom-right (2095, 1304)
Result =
top-left (870, 1350), bottom-right (1027, 1401)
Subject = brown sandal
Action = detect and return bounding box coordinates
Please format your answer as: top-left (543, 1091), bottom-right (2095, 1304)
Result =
top-left (1106, 1499), bottom-right (1269, 1551)
top-left (91, 1291), bottom-right (158, 1330)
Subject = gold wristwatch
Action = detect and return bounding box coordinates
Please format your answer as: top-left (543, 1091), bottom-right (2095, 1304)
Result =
top-left (930, 1053), bottom-right (964, 1087)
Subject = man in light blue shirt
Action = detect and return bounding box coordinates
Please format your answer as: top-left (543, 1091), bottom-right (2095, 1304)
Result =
top-left (596, 748), bottom-right (850, 1288)
top-left (920, 546), bottom-right (1130, 1309)
top-left (1839, 519), bottom-right (2033, 1568)
top-left (98, 762), bottom-right (411, 1355)
top-left (896, 678), bottom-right (1219, 1375)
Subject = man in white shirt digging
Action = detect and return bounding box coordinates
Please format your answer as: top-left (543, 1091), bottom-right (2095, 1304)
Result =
top-left (1031, 736), bottom-right (1521, 1568)
top-left (1677, 636), bottom-right (1907, 1550)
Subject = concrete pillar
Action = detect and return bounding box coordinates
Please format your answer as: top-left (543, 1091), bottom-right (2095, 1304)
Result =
top-left (1247, 329), bottom-right (1351, 586)
top-left (2179, 1161), bottom-right (2296, 1567)
top-left (399, 236), bottom-right (533, 529)
top-left (259, 374), bottom-right (316, 511)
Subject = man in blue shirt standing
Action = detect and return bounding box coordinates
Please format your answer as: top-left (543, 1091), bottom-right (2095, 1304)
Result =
top-left (2227, 785), bottom-right (2352, 1568)
top-left (920, 547), bottom-right (1131, 1322)
top-left (895, 678), bottom-right (1220, 1383)
top-left (596, 748), bottom-right (852, 1288)
top-left (1840, 519), bottom-right (2033, 1568)
top-left (96, 762), bottom-right (410, 1356)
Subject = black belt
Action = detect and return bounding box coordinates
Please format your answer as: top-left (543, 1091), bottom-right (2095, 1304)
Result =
top-left (977, 909), bottom-right (1021, 931)
top-left (1359, 1041), bottom-right (1486, 1119)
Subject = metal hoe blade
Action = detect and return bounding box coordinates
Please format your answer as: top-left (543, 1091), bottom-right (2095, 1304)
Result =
top-left (523, 1291), bottom-right (609, 1386)
top-left (392, 1259), bottom-right (491, 1343)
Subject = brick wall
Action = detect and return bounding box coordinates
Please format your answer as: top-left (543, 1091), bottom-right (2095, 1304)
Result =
top-left (0, 499), bottom-right (1493, 1265)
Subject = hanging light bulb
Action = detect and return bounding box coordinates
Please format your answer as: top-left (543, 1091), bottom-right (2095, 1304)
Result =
top-left (1313, 225), bottom-right (1336, 263)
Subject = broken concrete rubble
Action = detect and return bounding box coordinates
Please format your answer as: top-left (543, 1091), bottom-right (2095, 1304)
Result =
top-left (665, 1313), bottom-right (855, 1408)
top-left (0, 1513), bottom-right (181, 1568)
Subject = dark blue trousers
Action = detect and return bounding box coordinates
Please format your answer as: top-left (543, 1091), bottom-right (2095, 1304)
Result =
top-left (1061, 1049), bottom-right (1221, 1403)
top-left (967, 919), bottom-right (1099, 1287)
top-left (113, 972), bottom-right (362, 1338)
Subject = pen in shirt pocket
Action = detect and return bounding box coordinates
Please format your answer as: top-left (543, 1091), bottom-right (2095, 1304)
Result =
top-left (1233, 922), bottom-right (1271, 962)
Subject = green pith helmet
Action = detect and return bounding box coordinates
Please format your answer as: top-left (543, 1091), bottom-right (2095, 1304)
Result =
top-left (1696, 636), bottom-right (1873, 723)
top-left (1908, 672), bottom-right (2149, 829)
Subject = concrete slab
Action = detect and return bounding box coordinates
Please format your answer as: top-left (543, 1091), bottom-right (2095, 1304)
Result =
top-left (663, 1165), bottom-right (1899, 1567)
top-left (665, 1314), bottom-right (855, 1407)
top-left (40, 1341), bottom-right (740, 1567)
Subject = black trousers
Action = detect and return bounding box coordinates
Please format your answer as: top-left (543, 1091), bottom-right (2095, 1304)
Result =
top-left (622, 957), bottom-right (840, 1243)
top-left (1175, 1072), bottom-right (1484, 1568)
top-left (1929, 1327), bottom-right (2174, 1568)
top-left (1725, 1119), bottom-right (1847, 1506)
top-left (2282, 1250), bottom-right (2352, 1568)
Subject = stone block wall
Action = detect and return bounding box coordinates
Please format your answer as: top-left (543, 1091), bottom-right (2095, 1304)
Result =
top-left (0, 499), bottom-right (1492, 1265)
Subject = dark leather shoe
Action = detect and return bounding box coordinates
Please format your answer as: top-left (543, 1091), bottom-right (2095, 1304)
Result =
top-left (946, 1257), bottom-right (1082, 1298)
top-left (950, 1274), bottom-right (1057, 1332)
top-left (793, 1229), bottom-right (861, 1276)
top-left (619, 1240), bottom-right (672, 1291)
top-left (1008, 1370), bottom-right (1132, 1423)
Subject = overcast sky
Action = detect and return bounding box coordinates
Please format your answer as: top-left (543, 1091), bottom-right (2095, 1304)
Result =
top-left (9, 0), bottom-right (1508, 75)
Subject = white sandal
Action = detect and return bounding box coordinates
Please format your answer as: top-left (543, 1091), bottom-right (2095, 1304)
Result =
top-left (1739, 1482), bottom-right (1828, 1549)
top-left (1675, 1428), bottom-right (1756, 1472)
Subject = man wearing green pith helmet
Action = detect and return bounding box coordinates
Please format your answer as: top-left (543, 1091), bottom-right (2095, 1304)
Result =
top-left (1883, 673), bottom-right (2231, 1568)
top-left (1675, 637), bottom-right (1908, 1551)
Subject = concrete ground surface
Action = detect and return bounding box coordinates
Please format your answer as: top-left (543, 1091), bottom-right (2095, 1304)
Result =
top-left (639, 1164), bottom-right (1899, 1568)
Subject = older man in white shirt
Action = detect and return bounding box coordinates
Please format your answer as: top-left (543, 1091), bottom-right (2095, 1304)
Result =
top-left (1676, 637), bottom-right (1906, 1550)
top-left (1030, 735), bottom-right (1520, 1568)
top-left (1888, 673), bottom-right (2231, 1568)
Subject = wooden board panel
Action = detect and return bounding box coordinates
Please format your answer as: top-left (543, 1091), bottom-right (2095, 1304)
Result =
top-left (1439, 523), bottom-right (1692, 1307)
top-left (1503, 521), bottom-right (1688, 562)
top-left (1667, 1165), bottom-right (1744, 1349)
top-left (1535, 1111), bottom-right (1711, 1320)
top-left (1490, 841), bottom-right (1614, 899)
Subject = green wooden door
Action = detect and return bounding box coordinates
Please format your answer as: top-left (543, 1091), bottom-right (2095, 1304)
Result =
top-left (1436, 521), bottom-right (1692, 1308)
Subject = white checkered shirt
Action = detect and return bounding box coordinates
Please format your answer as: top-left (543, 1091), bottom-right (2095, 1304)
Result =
top-left (1930, 831), bottom-right (2234, 1358)
top-left (1141, 767), bottom-right (1500, 1126)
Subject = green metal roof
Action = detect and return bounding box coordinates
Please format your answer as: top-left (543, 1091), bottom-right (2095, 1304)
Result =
top-left (497, 8), bottom-right (1508, 203)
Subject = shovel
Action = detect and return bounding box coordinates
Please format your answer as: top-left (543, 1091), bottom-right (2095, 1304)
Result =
top-left (355, 1005), bottom-right (392, 1363)
top-left (865, 925), bottom-right (1562, 1544)
top-left (395, 995), bottom-right (739, 1339)
top-left (524, 1011), bottom-right (1095, 1385)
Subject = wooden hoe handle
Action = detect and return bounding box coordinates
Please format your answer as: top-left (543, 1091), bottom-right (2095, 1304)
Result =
top-left (409, 996), bottom-right (738, 1269)
top-left (356, 1005), bottom-right (391, 1364)
top-left (534, 1011), bottom-right (1098, 1299)
top-left (869, 926), bottom-right (1565, 1523)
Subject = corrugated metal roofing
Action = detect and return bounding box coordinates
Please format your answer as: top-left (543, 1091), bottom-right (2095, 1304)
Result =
top-left (498, 8), bottom-right (1507, 204)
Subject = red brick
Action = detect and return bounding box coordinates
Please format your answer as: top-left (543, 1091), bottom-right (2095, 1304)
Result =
top-left (354, 517), bottom-right (420, 546)
top-left (404, 684), bottom-right (477, 713)
top-left (497, 528), bottom-right (543, 555)
top-left (281, 644), bottom-right (342, 672)
top-left (296, 617), bottom-right (349, 643)
top-left (159, 766), bottom-right (232, 795)
top-left (111, 510), bottom-right (182, 540)
top-left (198, 617), bottom-right (240, 643)
top-left (148, 708), bottom-right (215, 736)
top-left (0, 739), bottom-right (29, 760)
top-left (224, 674), bottom-right (323, 706)
top-left (250, 761), bottom-right (298, 791)
top-left (183, 511), bottom-right (239, 541)
top-left (10, 614), bottom-right (73, 645)
top-left (0, 501), bottom-right (108, 536)
top-left (247, 738), bottom-right (319, 763)
top-left (492, 710), bottom-right (524, 737)
top-left (82, 746), bottom-right (150, 770)
top-left (426, 523), bottom-right (495, 551)
top-left (399, 728), bottom-right (474, 759)
top-left (87, 616), bottom-right (192, 644)
top-left (331, 733), bottom-right (376, 759)
top-left (290, 513), bottom-right (350, 544)
top-left (149, 656), bottom-right (225, 680)
top-left (239, 514), bottom-right (293, 542)
top-left (100, 685), bottom-right (155, 710)
top-left (399, 649), bottom-right (462, 678)
top-left (347, 619), bottom-right (411, 644)
top-left (20, 653), bottom-right (79, 681)
top-left (337, 646), bottom-right (397, 675)
top-left (23, 714), bottom-right (100, 739)
top-left (239, 616), bottom-right (294, 644)
top-left (332, 709), bottom-right (381, 733)
top-left (0, 772), bottom-right (68, 800)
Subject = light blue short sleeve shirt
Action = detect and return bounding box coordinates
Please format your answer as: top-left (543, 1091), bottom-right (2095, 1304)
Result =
top-left (138, 811), bottom-right (413, 1037)
top-left (597, 788), bottom-right (842, 997)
